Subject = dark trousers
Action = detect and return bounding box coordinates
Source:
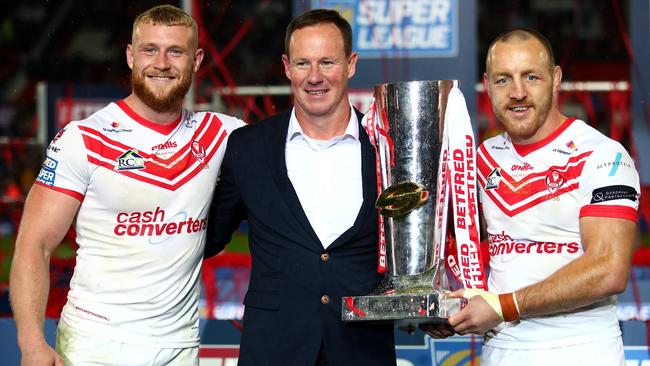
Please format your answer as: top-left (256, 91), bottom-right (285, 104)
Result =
top-left (316, 341), bottom-right (327, 365)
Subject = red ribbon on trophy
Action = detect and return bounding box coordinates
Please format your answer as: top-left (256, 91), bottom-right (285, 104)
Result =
top-left (363, 102), bottom-right (388, 273)
top-left (362, 85), bottom-right (487, 286)
top-left (443, 86), bottom-right (487, 290)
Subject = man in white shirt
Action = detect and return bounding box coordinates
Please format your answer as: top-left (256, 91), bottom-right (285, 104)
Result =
top-left (9, 5), bottom-right (244, 365)
top-left (207, 8), bottom-right (396, 366)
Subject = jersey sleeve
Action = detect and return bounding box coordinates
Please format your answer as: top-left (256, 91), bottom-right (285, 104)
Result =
top-left (35, 123), bottom-right (90, 201)
top-left (216, 113), bottom-right (247, 132)
top-left (578, 140), bottom-right (640, 222)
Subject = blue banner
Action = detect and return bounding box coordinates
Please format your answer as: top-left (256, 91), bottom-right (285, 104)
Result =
top-left (313, 0), bottom-right (458, 58)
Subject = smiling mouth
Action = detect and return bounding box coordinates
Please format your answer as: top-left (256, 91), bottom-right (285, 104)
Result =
top-left (147, 75), bottom-right (175, 81)
top-left (306, 89), bottom-right (327, 95)
top-left (509, 106), bottom-right (530, 112)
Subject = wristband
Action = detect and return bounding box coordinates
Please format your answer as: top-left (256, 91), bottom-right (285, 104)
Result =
top-left (499, 292), bottom-right (520, 322)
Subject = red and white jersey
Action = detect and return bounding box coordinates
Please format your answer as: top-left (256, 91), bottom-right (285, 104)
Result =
top-left (477, 117), bottom-right (639, 349)
top-left (35, 100), bottom-right (244, 347)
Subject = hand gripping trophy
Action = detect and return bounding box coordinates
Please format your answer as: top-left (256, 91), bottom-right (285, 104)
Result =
top-left (342, 80), bottom-right (487, 328)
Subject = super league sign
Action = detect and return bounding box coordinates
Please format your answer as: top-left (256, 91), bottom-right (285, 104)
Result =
top-left (314, 0), bottom-right (458, 58)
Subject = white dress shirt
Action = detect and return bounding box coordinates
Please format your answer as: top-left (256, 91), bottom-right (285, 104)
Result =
top-left (285, 107), bottom-right (363, 248)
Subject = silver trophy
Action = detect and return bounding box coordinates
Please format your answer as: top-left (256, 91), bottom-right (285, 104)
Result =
top-left (342, 80), bottom-right (463, 326)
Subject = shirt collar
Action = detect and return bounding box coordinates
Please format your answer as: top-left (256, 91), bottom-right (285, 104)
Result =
top-left (287, 106), bottom-right (359, 143)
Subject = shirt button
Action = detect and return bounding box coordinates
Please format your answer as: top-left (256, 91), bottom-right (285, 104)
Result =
top-left (321, 295), bottom-right (330, 304)
top-left (321, 253), bottom-right (330, 262)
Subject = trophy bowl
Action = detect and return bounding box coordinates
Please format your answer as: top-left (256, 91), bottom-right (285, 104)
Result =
top-left (342, 80), bottom-right (464, 326)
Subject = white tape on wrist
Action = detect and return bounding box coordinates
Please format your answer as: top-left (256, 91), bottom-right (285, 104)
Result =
top-left (463, 288), bottom-right (503, 320)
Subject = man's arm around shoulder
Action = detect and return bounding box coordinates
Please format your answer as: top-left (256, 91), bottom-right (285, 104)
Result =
top-left (205, 132), bottom-right (246, 259)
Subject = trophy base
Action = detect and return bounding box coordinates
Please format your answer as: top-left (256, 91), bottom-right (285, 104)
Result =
top-left (342, 291), bottom-right (462, 324)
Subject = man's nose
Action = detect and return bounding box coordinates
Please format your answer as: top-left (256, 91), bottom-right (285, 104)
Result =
top-left (307, 64), bottom-right (323, 83)
top-left (154, 52), bottom-right (171, 70)
top-left (509, 79), bottom-right (527, 100)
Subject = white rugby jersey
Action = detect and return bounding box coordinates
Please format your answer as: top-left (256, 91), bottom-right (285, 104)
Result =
top-left (477, 117), bottom-right (639, 349)
top-left (36, 100), bottom-right (244, 347)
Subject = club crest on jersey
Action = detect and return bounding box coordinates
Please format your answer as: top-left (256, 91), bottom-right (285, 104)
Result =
top-left (191, 141), bottom-right (209, 169)
top-left (485, 168), bottom-right (501, 190)
top-left (545, 169), bottom-right (565, 193)
top-left (115, 150), bottom-right (145, 171)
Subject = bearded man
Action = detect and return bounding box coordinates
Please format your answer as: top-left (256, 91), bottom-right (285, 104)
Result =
top-left (423, 28), bottom-right (639, 366)
top-left (9, 5), bottom-right (244, 365)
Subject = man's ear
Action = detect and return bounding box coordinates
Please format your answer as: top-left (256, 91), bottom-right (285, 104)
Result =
top-left (193, 48), bottom-right (204, 72)
top-left (347, 52), bottom-right (358, 79)
top-left (282, 54), bottom-right (291, 81)
top-left (126, 44), bottom-right (134, 70)
top-left (552, 65), bottom-right (562, 93)
top-left (482, 73), bottom-right (491, 98)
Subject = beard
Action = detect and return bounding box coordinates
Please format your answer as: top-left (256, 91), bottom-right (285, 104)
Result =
top-left (497, 95), bottom-right (553, 143)
top-left (131, 69), bottom-right (192, 113)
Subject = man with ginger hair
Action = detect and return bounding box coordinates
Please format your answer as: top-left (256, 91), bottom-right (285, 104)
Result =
top-left (9, 5), bottom-right (243, 365)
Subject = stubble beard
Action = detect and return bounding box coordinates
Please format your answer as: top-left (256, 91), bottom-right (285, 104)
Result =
top-left (498, 100), bottom-right (552, 143)
top-left (131, 70), bottom-right (192, 113)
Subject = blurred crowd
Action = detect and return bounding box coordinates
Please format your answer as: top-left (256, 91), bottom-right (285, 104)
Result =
top-left (0, 0), bottom-right (630, 206)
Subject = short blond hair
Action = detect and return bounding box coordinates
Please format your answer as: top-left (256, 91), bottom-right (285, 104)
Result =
top-left (133, 5), bottom-right (198, 45)
top-left (486, 28), bottom-right (555, 73)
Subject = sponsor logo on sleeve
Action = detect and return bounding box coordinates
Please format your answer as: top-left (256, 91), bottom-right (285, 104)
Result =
top-left (36, 169), bottom-right (56, 186)
top-left (43, 157), bottom-right (58, 170)
top-left (590, 185), bottom-right (638, 204)
top-left (47, 128), bottom-right (67, 153)
top-left (36, 157), bottom-right (58, 186)
top-left (52, 128), bottom-right (66, 143)
top-left (596, 152), bottom-right (632, 176)
top-left (47, 145), bottom-right (60, 153)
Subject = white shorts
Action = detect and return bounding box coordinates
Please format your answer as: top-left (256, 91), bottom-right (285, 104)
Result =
top-left (481, 336), bottom-right (625, 366)
top-left (55, 320), bottom-right (198, 366)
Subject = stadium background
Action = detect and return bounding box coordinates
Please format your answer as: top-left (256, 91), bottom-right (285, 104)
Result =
top-left (1, 0), bottom-right (650, 365)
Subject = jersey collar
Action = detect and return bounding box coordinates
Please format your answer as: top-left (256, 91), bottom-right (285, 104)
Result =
top-left (512, 117), bottom-right (577, 157)
top-left (117, 100), bottom-right (183, 135)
